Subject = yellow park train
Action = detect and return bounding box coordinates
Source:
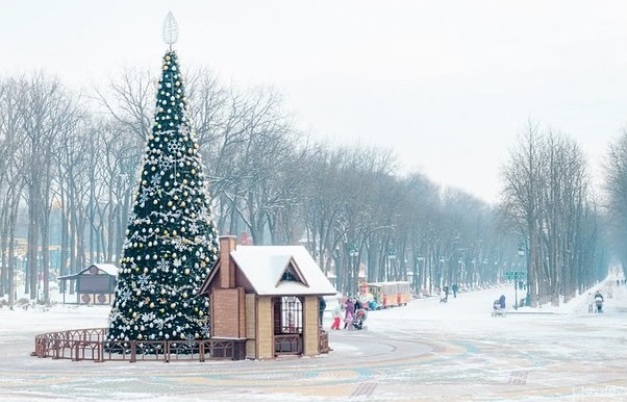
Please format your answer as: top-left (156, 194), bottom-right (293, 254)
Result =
top-left (363, 281), bottom-right (411, 308)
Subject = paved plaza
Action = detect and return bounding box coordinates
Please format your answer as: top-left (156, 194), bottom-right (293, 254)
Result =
top-left (1, 284), bottom-right (627, 401)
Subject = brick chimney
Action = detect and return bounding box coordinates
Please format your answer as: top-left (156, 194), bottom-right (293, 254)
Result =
top-left (219, 235), bottom-right (237, 289)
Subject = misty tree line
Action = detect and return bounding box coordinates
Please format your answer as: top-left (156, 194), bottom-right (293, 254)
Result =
top-left (502, 123), bottom-right (612, 307)
top-left (0, 70), bottom-right (621, 305)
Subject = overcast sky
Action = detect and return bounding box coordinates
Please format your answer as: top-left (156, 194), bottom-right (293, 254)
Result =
top-left (3, 1), bottom-right (627, 203)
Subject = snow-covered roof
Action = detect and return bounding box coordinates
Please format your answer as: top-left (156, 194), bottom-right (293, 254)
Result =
top-left (231, 245), bottom-right (336, 296)
top-left (93, 264), bottom-right (119, 277)
top-left (57, 263), bottom-right (119, 280)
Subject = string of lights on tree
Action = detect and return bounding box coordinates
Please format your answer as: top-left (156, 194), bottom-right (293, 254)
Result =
top-left (107, 13), bottom-right (219, 350)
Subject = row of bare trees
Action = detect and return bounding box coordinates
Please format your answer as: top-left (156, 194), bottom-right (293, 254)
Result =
top-left (0, 70), bottom-right (614, 304)
top-left (605, 131), bottom-right (627, 274)
top-left (501, 122), bottom-right (608, 307)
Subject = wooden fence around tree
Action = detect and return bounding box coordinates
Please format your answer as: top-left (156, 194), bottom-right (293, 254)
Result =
top-left (32, 328), bottom-right (247, 362)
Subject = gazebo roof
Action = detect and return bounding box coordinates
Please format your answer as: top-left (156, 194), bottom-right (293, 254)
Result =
top-left (201, 245), bottom-right (336, 297)
top-left (57, 263), bottom-right (119, 281)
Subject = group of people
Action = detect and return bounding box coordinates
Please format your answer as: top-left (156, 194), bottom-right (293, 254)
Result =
top-left (489, 288), bottom-right (607, 315)
top-left (329, 297), bottom-right (367, 330)
top-left (440, 283), bottom-right (459, 303)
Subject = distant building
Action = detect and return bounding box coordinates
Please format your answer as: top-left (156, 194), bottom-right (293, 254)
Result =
top-left (57, 264), bottom-right (118, 304)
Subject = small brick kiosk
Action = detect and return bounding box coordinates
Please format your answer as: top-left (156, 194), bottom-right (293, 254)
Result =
top-left (199, 236), bottom-right (336, 359)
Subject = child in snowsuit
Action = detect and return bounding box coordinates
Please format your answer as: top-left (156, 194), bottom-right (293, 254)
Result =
top-left (331, 304), bottom-right (342, 330)
top-left (345, 311), bottom-right (354, 331)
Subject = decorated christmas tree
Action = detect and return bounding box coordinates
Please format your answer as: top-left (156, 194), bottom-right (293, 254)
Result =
top-left (107, 13), bottom-right (219, 347)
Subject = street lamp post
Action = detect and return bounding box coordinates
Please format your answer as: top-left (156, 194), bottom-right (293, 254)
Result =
top-left (439, 256), bottom-right (446, 291)
top-left (387, 253), bottom-right (396, 281)
top-left (349, 249), bottom-right (358, 294)
top-left (349, 249), bottom-right (358, 269)
top-left (332, 246), bottom-right (342, 292)
top-left (416, 255), bottom-right (425, 295)
top-left (520, 246), bottom-right (529, 306)
top-left (456, 258), bottom-right (463, 286)
top-left (515, 247), bottom-right (525, 310)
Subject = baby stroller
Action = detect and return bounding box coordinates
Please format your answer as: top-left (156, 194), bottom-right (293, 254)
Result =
top-left (352, 308), bottom-right (368, 330)
top-left (594, 296), bottom-right (604, 313)
top-left (593, 291), bottom-right (604, 313)
top-left (491, 295), bottom-right (506, 317)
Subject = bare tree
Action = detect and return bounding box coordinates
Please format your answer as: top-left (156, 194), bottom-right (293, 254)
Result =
top-left (99, 120), bottom-right (143, 263)
top-left (94, 68), bottom-right (155, 142)
top-left (604, 131), bottom-right (627, 268)
top-left (541, 132), bottom-right (588, 305)
top-left (501, 122), bottom-right (546, 307)
top-left (0, 77), bottom-right (24, 300)
top-left (15, 73), bottom-right (79, 301)
top-left (502, 123), bottom-right (594, 307)
top-left (55, 118), bottom-right (94, 281)
top-left (212, 86), bottom-right (295, 245)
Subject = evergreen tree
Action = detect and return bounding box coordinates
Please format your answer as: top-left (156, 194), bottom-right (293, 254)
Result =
top-left (107, 50), bottom-right (219, 346)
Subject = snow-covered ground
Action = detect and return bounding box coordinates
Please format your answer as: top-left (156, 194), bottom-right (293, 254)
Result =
top-left (1, 277), bottom-right (626, 401)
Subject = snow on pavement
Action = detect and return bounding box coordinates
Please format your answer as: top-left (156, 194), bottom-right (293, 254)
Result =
top-left (1, 277), bottom-right (626, 401)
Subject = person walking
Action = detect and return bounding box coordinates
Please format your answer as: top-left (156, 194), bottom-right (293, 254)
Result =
top-left (318, 296), bottom-right (327, 327)
top-left (344, 298), bottom-right (355, 329)
top-left (345, 310), bottom-right (354, 331)
top-left (498, 294), bottom-right (506, 309)
top-left (441, 285), bottom-right (449, 303)
top-left (331, 303), bottom-right (342, 330)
